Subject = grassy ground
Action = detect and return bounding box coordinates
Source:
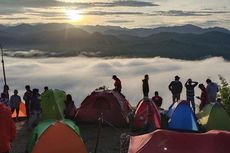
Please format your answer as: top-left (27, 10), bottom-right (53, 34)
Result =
top-left (10, 121), bottom-right (130, 153)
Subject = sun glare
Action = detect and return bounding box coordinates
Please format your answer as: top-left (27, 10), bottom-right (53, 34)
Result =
top-left (65, 9), bottom-right (82, 22)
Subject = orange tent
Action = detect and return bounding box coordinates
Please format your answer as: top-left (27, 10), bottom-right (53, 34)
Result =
top-left (12, 102), bottom-right (27, 118)
top-left (26, 120), bottom-right (88, 153)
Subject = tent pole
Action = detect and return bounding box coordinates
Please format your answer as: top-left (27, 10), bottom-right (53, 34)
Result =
top-left (0, 44), bottom-right (7, 86)
top-left (94, 113), bottom-right (103, 153)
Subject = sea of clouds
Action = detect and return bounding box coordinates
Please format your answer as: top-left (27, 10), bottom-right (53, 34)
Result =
top-left (1, 56), bottom-right (229, 109)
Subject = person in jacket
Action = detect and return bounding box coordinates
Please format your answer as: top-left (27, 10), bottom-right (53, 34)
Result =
top-left (168, 75), bottom-right (183, 103)
top-left (112, 75), bottom-right (122, 93)
top-left (196, 84), bottom-right (209, 111)
top-left (23, 85), bottom-right (32, 120)
top-left (28, 88), bottom-right (41, 130)
top-left (64, 94), bottom-right (77, 121)
top-left (152, 91), bottom-right (163, 108)
top-left (0, 103), bottom-right (16, 153)
top-left (142, 74), bottom-right (149, 98)
top-left (206, 79), bottom-right (219, 102)
top-left (10, 90), bottom-right (21, 121)
top-left (185, 78), bottom-right (198, 113)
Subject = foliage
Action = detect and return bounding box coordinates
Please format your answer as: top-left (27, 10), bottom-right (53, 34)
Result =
top-left (218, 75), bottom-right (230, 115)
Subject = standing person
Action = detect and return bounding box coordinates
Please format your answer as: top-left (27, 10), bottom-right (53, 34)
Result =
top-left (0, 103), bottom-right (16, 153)
top-left (28, 89), bottom-right (41, 130)
top-left (168, 75), bottom-right (183, 103)
top-left (64, 94), bottom-right (77, 121)
top-left (0, 93), bottom-right (10, 107)
top-left (196, 84), bottom-right (208, 111)
top-left (185, 79), bottom-right (198, 113)
top-left (152, 91), bottom-right (163, 108)
top-left (23, 85), bottom-right (32, 120)
top-left (3, 84), bottom-right (9, 99)
top-left (142, 74), bottom-right (149, 98)
top-left (112, 75), bottom-right (122, 93)
top-left (206, 79), bottom-right (219, 102)
top-left (10, 90), bottom-right (21, 121)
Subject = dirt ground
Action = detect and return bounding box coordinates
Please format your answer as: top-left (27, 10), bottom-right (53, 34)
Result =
top-left (10, 121), bottom-right (130, 153)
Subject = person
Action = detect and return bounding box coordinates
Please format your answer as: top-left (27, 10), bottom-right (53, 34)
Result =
top-left (64, 94), bottom-right (77, 121)
top-left (0, 93), bottom-right (10, 107)
top-left (0, 103), bottom-right (16, 153)
top-left (168, 75), bottom-right (183, 103)
top-left (196, 84), bottom-right (208, 111)
top-left (10, 90), bottom-right (21, 121)
top-left (112, 75), bottom-right (122, 93)
top-left (28, 89), bottom-right (41, 130)
top-left (142, 74), bottom-right (149, 98)
top-left (185, 78), bottom-right (198, 113)
top-left (3, 84), bottom-right (9, 99)
top-left (152, 91), bottom-right (163, 108)
top-left (44, 86), bottom-right (48, 92)
top-left (206, 79), bottom-right (219, 102)
top-left (23, 85), bottom-right (32, 120)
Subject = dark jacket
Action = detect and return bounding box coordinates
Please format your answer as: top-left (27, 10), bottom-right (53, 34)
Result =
top-left (168, 80), bottom-right (183, 94)
top-left (142, 79), bottom-right (149, 94)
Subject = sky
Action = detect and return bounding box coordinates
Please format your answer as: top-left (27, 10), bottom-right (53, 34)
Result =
top-left (0, 0), bottom-right (230, 29)
top-left (2, 56), bottom-right (230, 110)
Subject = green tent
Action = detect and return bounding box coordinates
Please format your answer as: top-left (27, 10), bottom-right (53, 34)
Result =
top-left (197, 103), bottom-right (230, 131)
top-left (26, 119), bottom-right (85, 153)
top-left (41, 89), bottom-right (66, 120)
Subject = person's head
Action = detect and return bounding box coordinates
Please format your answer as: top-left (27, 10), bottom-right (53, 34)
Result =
top-left (217, 98), bottom-right (221, 103)
top-left (206, 79), bottom-right (212, 84)
top-left (32, 88), bottom-right (38, 95)
top-left (155, 91), bottom-right (159, 96)
top-left (175, 75), bottom-right (180, 80)
top-left (14, 89), bottom-right (18, 95)
top-left (198, 84), bottom-right (205, 90)
top-left (44, 86), bottom-right (48, 91)
top-left (144, 74), bottom-right (149, 80)
top-left (66, 94), bottom-right (72, 102)
top-left (112, 75), bottom-right (117, 80)
top-left (188, 78), bottom-right (192, 84)
top-left (25, 85), bottom-right (30, 91)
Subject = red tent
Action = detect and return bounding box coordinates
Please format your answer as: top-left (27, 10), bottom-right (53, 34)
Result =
top-left (128, 129), bottom-right (230, 153)
top-left (12, 102), bottom-right (27, 119)
top-left (76, 89), bottom-right (132, 127)
top-left (132, 99), bottom-right (161, 131)
top-left (0, 103), bottom-right (16, 153)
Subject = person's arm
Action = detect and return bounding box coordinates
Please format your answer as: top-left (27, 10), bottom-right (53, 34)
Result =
top-left (193, 81), bottom-right (198, 87)
top-left (168, 82), bottom-right (172, 91)
top-left (185, 80), bottom-right (189, 87)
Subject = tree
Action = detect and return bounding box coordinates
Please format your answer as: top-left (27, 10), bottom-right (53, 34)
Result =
top-left (218, 75), bottom-right (230, 115)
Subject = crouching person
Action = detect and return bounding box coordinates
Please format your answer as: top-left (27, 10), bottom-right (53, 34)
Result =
top-left (0, 103), bottom-right (16, 153)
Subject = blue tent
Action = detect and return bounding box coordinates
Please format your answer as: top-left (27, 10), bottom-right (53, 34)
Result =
top-left (167, 101), bottom-right (199, 131)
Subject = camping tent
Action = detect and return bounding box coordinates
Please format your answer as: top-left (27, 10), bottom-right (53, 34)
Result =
top-left (132, 98), bottom-right (161, 132)
top-left (76, 88), bottom-right (132, 127)
top-left (0, 103), bottom-right (16, 153)
top-left (128, 129), bottom-right (230, 153)
top-left (26, 119), bottom-right (87, 153)
top-left (197, 103), bottom-right (230, 131)
top-left (12, 102), bottom-right (26, 119)
top-left (40, 89), bottom-right (66, 120)
top-left (167, 100), bottom-right (199, 131)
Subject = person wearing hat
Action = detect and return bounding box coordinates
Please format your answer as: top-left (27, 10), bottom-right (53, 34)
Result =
top-left (168, 75), bottom-right (183, 103)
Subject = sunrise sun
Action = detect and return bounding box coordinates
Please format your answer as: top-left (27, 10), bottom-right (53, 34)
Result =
top-left (65, 9), bottom-right (82, 22)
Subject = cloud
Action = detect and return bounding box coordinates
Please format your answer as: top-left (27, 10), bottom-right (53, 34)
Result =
top-left (106, 20), bottom-right (133, 23)
top-left (4, 56), bottom-right (230, 110)
top-left (82, 11), bottom-right (144, 16)
top-left (152, 10), bottom-right (230, 17)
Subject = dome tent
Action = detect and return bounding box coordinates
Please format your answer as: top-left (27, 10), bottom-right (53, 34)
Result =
top-left (76, 88), bottom-right (132, 127)
top-left (26, 119), bottom-right (87, 153)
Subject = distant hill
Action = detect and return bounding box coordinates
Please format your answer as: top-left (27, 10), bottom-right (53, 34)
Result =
top-left (0, 23), bottom-right (230, 60)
